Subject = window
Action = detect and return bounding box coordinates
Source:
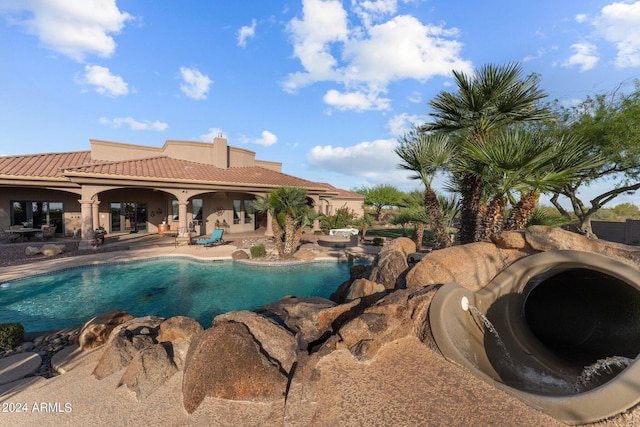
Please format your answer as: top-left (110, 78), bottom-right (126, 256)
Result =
top-left (244, 200), bottom-right (253, 223)
top-left (171, 200), bottom-right (179, 221)
top-left (11, 200), bottom-right (63, 230)
top-left (192, 199), bottom-right (203, 225)
top-left (233, 200), bottom-right (241, 224)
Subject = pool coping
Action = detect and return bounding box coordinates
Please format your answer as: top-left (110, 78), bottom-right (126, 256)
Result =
top-left (0, 243), bottom-right (376, 283)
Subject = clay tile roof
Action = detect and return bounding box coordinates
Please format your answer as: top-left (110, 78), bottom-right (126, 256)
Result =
top-left (63, 156), bottom-right (328, 189)
top-left (0, 151), bottom-right (92, 179)
top-left (319, 182), bottom-right (365, 199)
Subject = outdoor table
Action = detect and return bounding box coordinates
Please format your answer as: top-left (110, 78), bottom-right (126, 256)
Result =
top-left (6, 228), bottom-right (40, 241)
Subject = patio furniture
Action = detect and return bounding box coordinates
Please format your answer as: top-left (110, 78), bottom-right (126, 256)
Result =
top-left (36, 224), bottom-right (56, 241)
top-left (5, 227), bottom-right (40, 242)
top-left (194, 229), bottom-right (224, 247)
top-left (0, 226), bottom-right (20, 243)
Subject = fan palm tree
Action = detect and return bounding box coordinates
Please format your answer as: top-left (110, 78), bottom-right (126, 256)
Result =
top-left (504, 132), bottom-right (603, 230)
top-left (461, 127), bottom-right (556, 240)
top-left (422, 62), bottom-right (554, 243)
top-left (395, 129), bottom-right (455, 249)
top-left (253, 186), bottom-right (317, 258)
top-left (401, 190), bottom-right (430, 249)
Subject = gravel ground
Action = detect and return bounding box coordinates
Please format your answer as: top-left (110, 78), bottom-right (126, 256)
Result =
top-left (0, 240), bottom-right (125, 268)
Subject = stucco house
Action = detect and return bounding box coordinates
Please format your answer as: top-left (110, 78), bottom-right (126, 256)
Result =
top-left (0, 136), bottom-right (364, 246)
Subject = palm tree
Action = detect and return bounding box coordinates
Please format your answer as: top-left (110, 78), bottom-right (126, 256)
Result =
top-left (504, 132), bottom-right (603, 230)
top-left (401, 190), bottom-right (430, 249)
top-left (253, 186), bottom-right (317, 259)
top-left (461, 127), bottom-right (555, 240)
top-left (395, 128), bottom-right (455, 249)
top-left (422, 62), bottom-right (554, 243)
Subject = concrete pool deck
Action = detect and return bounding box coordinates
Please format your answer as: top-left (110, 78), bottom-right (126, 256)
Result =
top-left (0, 231), bottom-right (379, 283)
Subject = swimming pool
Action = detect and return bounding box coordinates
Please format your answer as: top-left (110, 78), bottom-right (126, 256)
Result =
top-left (0, 258), bottom-right (362, 332)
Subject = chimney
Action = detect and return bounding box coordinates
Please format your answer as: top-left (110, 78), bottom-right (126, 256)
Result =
top-left (212, 135), bottom-right (228, 169)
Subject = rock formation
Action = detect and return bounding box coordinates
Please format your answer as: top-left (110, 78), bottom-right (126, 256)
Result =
top-left (63, 226), bottom-right (640, 423)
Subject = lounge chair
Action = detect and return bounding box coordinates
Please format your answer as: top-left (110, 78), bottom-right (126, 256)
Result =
top-left (194, 229), bottom-right (224, 247)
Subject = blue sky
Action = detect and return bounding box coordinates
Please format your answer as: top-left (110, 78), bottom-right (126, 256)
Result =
top-left (1, 0), bottom-right (640, 207)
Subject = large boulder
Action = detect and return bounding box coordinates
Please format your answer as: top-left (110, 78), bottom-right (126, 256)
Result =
top-left (118, 343), bottom-right (178, 401)
top-left (491, 230), bottom-right (529, 250)
top-left (259, 296), bottom-right (364, 350)
top-left (367, 237), bottom-right (416, 289)
top-left (330, 264), bottom-right (371, 304)
top-left (525, 225), bottom-right (640, 266)
top-left (182, 322), bottom-right (288, 414)
top-left (405, 242), bottom-right (530, 292)
top-left (344, 278), bottom-right (386, 302)
top-left (78, 309), bottom-right (135, 351)
top-left (25, 246), bottom-right (40, 256)
top-left (317, 285), bottom-right (441, 361)
top-left (41, 244), bottom-right (65, 257)
top-left (157, 316), bottom-right (204, 370)
top-left (213, 310), bottom-right (297, 374)
top-left (92, 316), bottom-right (164, 380)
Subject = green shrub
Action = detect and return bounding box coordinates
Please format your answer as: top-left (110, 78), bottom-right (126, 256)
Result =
top-left (250, 244), bottom-right (266, 258)
top-left (372, 237), bottom-right (385, 246)
top-left (0, 323), bottom-right (25, 352)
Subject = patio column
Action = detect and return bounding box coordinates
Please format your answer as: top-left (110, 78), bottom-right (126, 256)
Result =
top-left (78, 199), bottom-right (94, 250)
top-left (178, 201), bottom-right (188, 236)
top-left (313, 204), bottom-right (321, 233)
top-left (265, 211), bottom-right (274, 236)
top-left (92, 200), bottom-right (101, 231)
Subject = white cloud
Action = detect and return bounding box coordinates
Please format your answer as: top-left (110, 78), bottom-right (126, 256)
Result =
top-left (99, 117), bottom-right (168, 131)
top-left (594, 1), bottom-right (640, 68)
top-left (78, 65), bottom-right (128, 97)
top-left (323, 88), bottom-right (390, 111)
top-left (386, 113), bottom-right (425, 136)
top-left (575, 14), bottom-right (588, 23)
top-left (352, 0), bottom-right (399, 27)
top-left (0, 0), bottom-right (132, 62)
top-left (254, 130), bottom-right (278, 146)
top-left (284, 1), bottom-right (472, 112)
top-left (306, 138), bottom-right (412, 187)
top-left (284, 0), bottom-right (349, 92)
top-left (238, 19), bottom-right (256, 47)
top-left (179, 66), bottom-right (212, 100)
top-left (562, 42), bottom-right (599, 71)
top-left (200, 128), bottom-right (226, 141)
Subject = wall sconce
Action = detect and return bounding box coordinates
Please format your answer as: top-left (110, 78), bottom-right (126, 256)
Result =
top-left (156, 208), bottom-right (162, 214)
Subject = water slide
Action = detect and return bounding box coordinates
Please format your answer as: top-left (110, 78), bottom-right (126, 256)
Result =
top-left (429, 250), bottom-right (640, 424)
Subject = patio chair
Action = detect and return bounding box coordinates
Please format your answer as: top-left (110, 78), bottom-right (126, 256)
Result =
top-left (0, 226), bottom-right (20, 243)
top-left (36, 224), bottom-right (56, 241)
top-left (194, 229), bottom-right (225, 247)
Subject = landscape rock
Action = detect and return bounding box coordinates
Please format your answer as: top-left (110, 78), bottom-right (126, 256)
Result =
top-left (118, 342), bottom-right (178, 401)
top-left (367, 237), bottom-right (416, 289)
top-left (182, 322), bottom-right (288, 414)
top-left (317, 285), bottom-right (440, 361)
top-left (213, 310), bottom-right (297, 373)
top-left (259, 296), bottom-right (364, 349)
top-left (344, 278), bottom-right (386, 302)
top-left (78, 309), bottom-right (135, 351)
top-left (92, 316), bottom-right (163, 380)
top-left (525, 225), bottom-right (640, 266)
top-left (491, 230), bottom-right (529, 249)
top-left (157, 316), bottom-right (203, 370)
top-left (405, 242), bottom-right (530, 291)
top-left (231, 250), bottom-right (249, 260)
top-left (41, 244), bottom-right (66, 257)
top-left (24, 246), bottom-right (40, 256)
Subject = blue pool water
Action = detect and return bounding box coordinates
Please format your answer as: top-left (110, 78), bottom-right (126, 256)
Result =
top-left (0, 258), bottom-right (361, 332)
